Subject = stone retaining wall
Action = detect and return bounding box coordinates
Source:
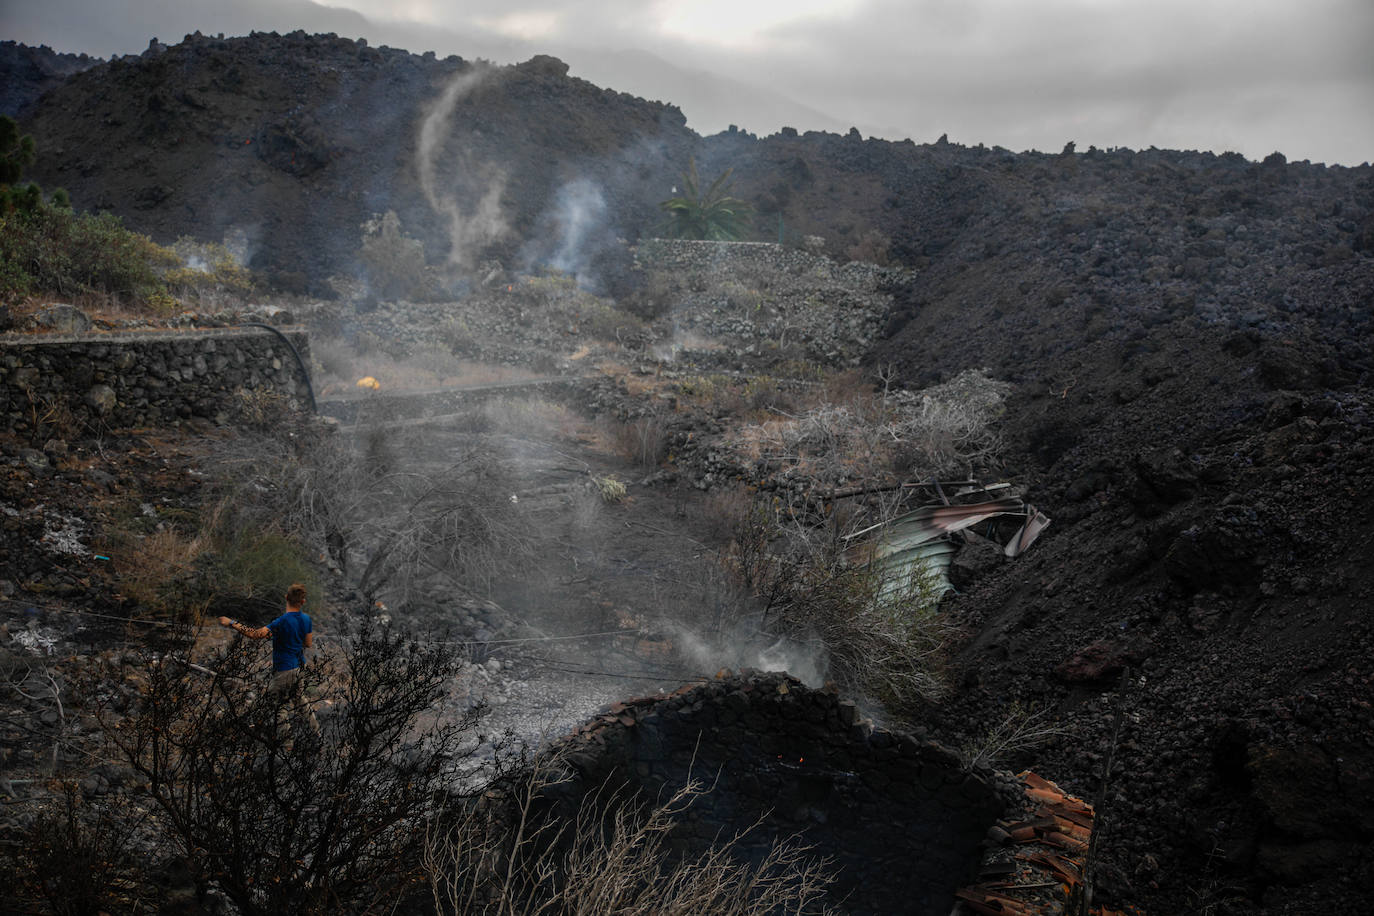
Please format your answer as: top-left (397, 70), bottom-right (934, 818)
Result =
top-left (0, 327), bottom-right (312, 435)
top-left (550, 671), bottom-right (1020, 916)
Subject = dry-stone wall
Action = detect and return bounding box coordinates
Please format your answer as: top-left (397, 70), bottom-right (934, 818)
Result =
top-left (0, 327), bottom-right (311, 435)
top-left (550, 671), bottom-right (1020, 916)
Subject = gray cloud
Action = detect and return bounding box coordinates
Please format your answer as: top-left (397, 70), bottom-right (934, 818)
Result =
top-left (5, 0), bottom-right (1371, 164)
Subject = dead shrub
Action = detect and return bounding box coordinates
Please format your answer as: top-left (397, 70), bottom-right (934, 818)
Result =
top-left (4, 787), bottom-right (157, 916)
top-left (426, 754), bottom-right (834, 915)
top-left (845, 228), bottom-right (891, 266)
top-left (105, 525), bottom-right (211, 621)
top-left (603, 410), bottom-right (668, 468)
top-left (232, 386), bottom-right (296, 430)
top-left (715, 492), bottom-right (952, 707)
top-left (763, 540), bottom-right (952, 706)
top-left (98, 620), bottom-right (502, 916)
top-left (22, 389), bottom-right (83, 445)
top-left (734, 368), bottom-right (1009, 484)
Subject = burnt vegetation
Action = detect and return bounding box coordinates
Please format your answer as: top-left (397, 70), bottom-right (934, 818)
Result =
top-left (0, 29), bottom-right (1372, 916)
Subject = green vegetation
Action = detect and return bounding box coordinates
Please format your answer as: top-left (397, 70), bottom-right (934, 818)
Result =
top-left (1, 115), bottom-right (46, 214)
top-left (358, 209), bottom-right (431, 301)
top-left (659, 158), bottom-right (753, 241)
top-left (0, 117), bottom-right (258, 307)
top-left (162, 237), bottom-right (256, 303)
top-left (0, 116), bottom-right (172, 304)
top-left (0, 207), bottom-right (175, 304)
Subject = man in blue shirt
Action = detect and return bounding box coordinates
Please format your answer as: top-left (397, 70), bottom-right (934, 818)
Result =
top-left (219, 583), bottom-right (320, 739)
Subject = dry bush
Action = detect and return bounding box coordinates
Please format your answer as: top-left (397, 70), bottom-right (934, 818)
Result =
top-left (884, 369), bottom-right (1010, 478)
top-left (845, 228), bottom-right (891, 266)
top-left (483, 397), bottom-right (581, 440)
top-left (106, 524), bottom-right (212, 620)
top-left (194, 410), bottom-right (531, 604)
top-left (701, 484), bottom-right (762, 546)
top-left (20, 389), bottom-right (84, 445)
top-left (312, 436), bottom-right (534, 602)
top-left (577, 301), bottom-right (646, 342)
top-left (101, 479), bottom-right (323, 622)
top-left (426, 755), bottom-right (834, 915)
top-left (764, 545), bottom-right (952, 706)
top-left (3, 787), bottom-right (158, 916)
top-left (232, 385), bottom-right (296, 430)
top-left (816, 369), bottom-right (872, 407)
top-left (960, 702), bottom-right (1070, 771)
top-left (98, 620), bottom-right (501, 916)
top-left (600, 410), bottom-right (669, 469)
top-left (715, 492), bottom-right (952, 707)
top-left (733, 368), bottom-right (1009, 484)
top-left (594, 475), bottom-right (628, 503)
top-left (735, 403), bottom-right (892, 481)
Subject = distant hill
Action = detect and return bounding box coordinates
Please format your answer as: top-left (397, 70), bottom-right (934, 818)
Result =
top-left (0, 40), bottom-right (100, 117)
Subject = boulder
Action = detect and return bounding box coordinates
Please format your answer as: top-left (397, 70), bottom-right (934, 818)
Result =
top-left (30, 303), bottom-right (92, 334)
top-left (85, 384), bottom-right (117, 415)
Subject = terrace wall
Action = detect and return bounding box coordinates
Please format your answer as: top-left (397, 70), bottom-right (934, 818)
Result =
top-left (0, 326), bottom-right (311, 436)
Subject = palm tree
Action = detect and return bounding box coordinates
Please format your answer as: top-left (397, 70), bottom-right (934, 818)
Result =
top-left (659, 158), bottom-right (752, 241)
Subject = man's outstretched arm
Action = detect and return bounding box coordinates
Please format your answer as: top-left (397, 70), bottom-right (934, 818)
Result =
top-left (218, 617), bottom-right (270, 639)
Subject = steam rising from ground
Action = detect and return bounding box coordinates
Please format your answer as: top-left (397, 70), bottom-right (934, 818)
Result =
top-left (664, 620), bottom-right (829, 689)
top-left (417, 65), bottom-right (510, 268)
top-left (550, 179), bottom-right (607, 287)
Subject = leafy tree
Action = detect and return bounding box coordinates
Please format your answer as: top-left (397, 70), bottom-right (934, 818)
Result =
top-left (0, 116), bottom-right (36, 184)
top-left (659, 158), bottom-right (753, 241)
top-left (1, 114), bottom-right (65, 214)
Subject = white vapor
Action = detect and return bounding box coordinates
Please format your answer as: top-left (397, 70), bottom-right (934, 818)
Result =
top-left (547, 178), bottom-right (608, 288)
top-left (665, 620), bottom-right (830, 689)
top-left (416, 65), bottom-right (510, 268)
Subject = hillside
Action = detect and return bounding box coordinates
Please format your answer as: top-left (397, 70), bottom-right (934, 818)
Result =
top-left (5, 30), bottom-right (1374, 914)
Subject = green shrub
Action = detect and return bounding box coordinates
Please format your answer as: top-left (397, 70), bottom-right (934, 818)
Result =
top-left (214, 529), bottom-right (322, 613)
top-left (0, 206), bottom-right (169, 303)
top-left (162, 237), bottom-right (255, 301)
top-left (359, 210), bottom-right (428, 301)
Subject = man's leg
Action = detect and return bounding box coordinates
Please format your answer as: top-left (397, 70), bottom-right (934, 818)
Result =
top-left (265, 670), bottom-right (292, 741)
top-left (292, 672), bottom-right (321, 738)
top-left (268, 668), bottom-right (320, 741)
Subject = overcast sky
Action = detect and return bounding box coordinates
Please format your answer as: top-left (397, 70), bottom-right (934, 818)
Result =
top-left (6, 0), bottom-right (1372, 165)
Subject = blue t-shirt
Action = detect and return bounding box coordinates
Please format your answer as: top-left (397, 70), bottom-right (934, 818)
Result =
top-left (267, 610), bottom-right (312, 672)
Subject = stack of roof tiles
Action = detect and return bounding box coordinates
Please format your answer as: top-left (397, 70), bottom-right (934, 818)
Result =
top-left (953, 772), bottom-right (1136, 916)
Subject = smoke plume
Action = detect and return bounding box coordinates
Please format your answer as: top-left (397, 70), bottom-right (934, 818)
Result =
top-left (547, 178), bottom-right (608, 287)
top-left (417, 65), bottom-right (510, 269)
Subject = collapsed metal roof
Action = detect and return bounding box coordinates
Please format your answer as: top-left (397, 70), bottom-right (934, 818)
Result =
top-left (843, 482), bottom-right (1051, 599)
